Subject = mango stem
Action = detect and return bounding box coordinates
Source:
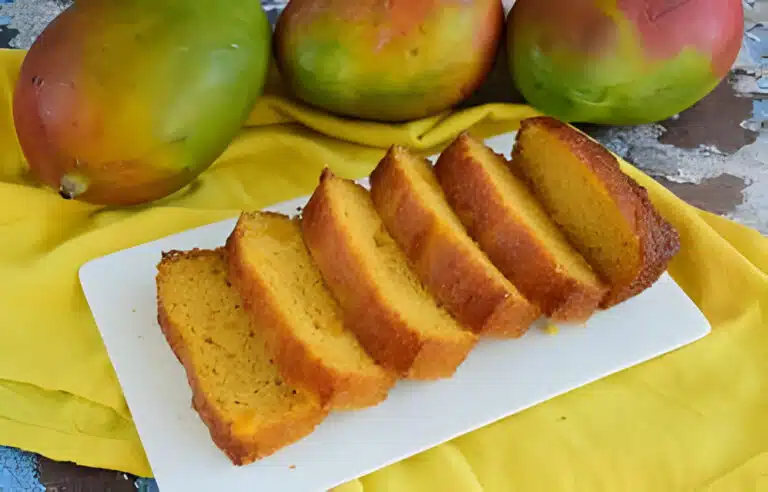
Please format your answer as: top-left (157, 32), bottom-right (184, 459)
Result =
top-left (59, 174), bottom-right (89, 200)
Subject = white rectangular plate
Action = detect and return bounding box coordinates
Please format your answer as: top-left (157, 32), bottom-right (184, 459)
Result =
top-left (79, 132), bottom-right (711, 492)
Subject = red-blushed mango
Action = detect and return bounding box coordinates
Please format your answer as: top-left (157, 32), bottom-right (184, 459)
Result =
top-left (274, 0), bottom-right (504, 122)
top-left (13, 1), bottom-right (271, 206)
top-left (507, 0), bottom-right (744, 125)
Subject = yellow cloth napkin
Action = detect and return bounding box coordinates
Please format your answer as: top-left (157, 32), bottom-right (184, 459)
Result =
top-left (1, 47), bottom-right (766, 490)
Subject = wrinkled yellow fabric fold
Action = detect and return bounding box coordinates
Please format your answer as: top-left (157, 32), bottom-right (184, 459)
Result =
top-left (1, 48), bottom-right (766, 490)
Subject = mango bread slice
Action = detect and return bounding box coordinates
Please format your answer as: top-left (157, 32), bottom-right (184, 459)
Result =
top-left (434, 133), bottom-right (607, 322)
top-left (155, 249), bottom-right (327, 466)
top-left (225, 211), bottom-right (396, 410)
top-left (369, 145), bottom-right (540, 337)
top-left (301, 169), bottom-right (478, 380)
top-left (510, 117), bottom-right (680, 308)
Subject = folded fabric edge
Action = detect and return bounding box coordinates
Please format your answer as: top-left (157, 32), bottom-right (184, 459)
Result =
top-left (694, 209), bottom-right (768, 275)
top-left (0, 379), bottom-right (151, 477)
top-left (246, 95), bottom-right (545, 151)
top-left (0, 416), bottom-right (152, 478)
top-left (699, 452), bottom-right (768, 491)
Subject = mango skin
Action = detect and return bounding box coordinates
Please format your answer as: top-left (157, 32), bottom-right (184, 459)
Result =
top-left (274, 0), bottom-right (504, 122)
top-left (507, 0), bottom-right (744, 125)
top-left (13, 0), bottom-right (271, 206)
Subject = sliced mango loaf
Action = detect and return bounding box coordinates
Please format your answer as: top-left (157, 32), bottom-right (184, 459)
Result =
top-left (433, 132), bottom-right (608, 323)
top-left (225, 211), bottom-right (396, 411)
top-left (155, 249), bottom-right (328, 466)
top-left (301, 169), bottom-right (478, 380)
top-left (369, 145), bottom-right (540, 338)
top-left (510, 116), bottom-right (680, 308)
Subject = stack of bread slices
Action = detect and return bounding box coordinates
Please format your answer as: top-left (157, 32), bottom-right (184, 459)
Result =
top-left (155, 116), bottom-right (681, 466)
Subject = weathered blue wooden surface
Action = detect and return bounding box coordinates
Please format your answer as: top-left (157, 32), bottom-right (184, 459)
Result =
top-left (0, 447), bottom-right (44, 491)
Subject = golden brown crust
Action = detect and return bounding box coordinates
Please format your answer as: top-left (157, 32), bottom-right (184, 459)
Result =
top-left (155, 249), bottom-right (327, 466)
top-left (301, 169), bottom-right (477, 379)
top-left (609, 178), bottom-right (681, 307)
top-left (224, 213), bottom-right (395, 410)
top-left (513, 117), bottom-right (681, 307)
top-left (369, 146), bottom-right (540, 337)
top-left (434, 135), bottom-right (606, 322)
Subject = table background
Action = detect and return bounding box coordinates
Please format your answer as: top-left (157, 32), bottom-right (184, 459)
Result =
top-left (0, 0), bottom-right (765, 490)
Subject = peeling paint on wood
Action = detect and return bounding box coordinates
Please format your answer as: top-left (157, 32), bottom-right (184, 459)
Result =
top-left (659, 80), bottom-right (758, 153)
top-left (0, 446), bottom-right (43, 492)
top-left (655, 174), bottom-right (748, 216)
top-left (0, 0), bottom-right (68, 49)
top-left (0, 25), bottom-right (18, 48)
top-left (37, 457), bottom-right (138, 492)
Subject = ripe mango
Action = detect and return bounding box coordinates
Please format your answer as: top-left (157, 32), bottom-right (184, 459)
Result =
top-left (13, 1), bottom-right (271, 206)
top-left (507, 0), bottom-right (744, 125)
top-left (274, 0), bottom-right (504, 122)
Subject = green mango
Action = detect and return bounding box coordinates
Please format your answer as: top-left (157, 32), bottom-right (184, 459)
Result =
top-left (507, 0), bottom-right (744, 125)
top-left (13, 0), bottom-right (271, 205)
top-left (273, 0), bottom-right (504, 122)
